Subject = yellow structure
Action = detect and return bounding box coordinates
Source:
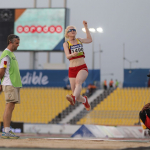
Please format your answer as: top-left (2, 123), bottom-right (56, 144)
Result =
top-left (0, 87), bottom-right (86, 124)
top-left (77, 88), bottom-right (150, 126)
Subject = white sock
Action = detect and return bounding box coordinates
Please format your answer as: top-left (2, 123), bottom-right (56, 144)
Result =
top-left (75, 97), bottom-right (76, 101)
top-left (5, 127), bottom-right (10, 133)
top-left (83, 97), bottom-right (86, 103)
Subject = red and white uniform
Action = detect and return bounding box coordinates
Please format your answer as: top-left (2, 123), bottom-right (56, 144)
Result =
top-left (67, 39), bottom-right (88, 78)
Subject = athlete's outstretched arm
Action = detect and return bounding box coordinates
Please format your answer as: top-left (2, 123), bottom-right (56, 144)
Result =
top-left (78, 21), bottom-right (92, 44)
top-left (63, 42), bottom-right (78, 59)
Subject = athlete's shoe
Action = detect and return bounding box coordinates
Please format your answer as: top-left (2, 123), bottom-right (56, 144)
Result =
top-left (1, 130), bottom-right (20, 139)
top-left (66, 94), bottom-right (75, 106)
top-left (147, 74), bottom-right (150, 77)
top-left (83, 96), bottom-right (91, 111)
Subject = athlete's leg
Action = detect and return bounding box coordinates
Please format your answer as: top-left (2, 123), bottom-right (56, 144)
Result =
top-left (69, 78), bottom-right (76, 93)
top-left (66, 78), bottom-right (76, 105)
top-left (76, 95), bottom-right (86, 103)
top-left (73, 70), bottom-right (88, 103)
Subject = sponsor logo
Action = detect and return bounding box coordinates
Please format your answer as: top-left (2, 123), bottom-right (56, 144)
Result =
top-left (17, 25), bottom-right (63, 33)
top-left (21, 72), bottom-right (49, 85)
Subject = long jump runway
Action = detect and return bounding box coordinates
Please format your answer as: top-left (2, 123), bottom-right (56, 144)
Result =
top-left (0, 134), bottom-right (150, 150)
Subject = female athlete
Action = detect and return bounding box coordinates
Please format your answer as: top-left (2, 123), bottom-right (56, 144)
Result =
top-left (63, 21), bottom-right (92, 111)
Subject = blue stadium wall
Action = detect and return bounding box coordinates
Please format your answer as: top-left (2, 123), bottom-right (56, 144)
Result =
top-left (123, 69), bottom-right (150, 87)
top-left (20, 69), bottom-right (100, 87)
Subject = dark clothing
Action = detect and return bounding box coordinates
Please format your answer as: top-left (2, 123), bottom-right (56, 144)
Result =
top-left (103, 80), bottom-right (107, 90)
top-left (139, 109), bottom-right (150, 129)
top-left (148, 79), bottom-right (150, 87)
top-left (109, 80), bottom-right (113, 88)
top-left (85, 84), bottom-right (96, 97)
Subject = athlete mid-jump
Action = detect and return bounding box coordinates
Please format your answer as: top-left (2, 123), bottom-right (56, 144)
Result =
top-left (63, 21), bottom-right (92, 111)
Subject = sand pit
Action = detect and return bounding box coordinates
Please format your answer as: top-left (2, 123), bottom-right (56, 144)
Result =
top-left (0, 138), bottom-right (150, 149)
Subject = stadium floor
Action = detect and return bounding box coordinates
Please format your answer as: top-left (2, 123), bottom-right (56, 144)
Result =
top-left (0, 147), bottom-right (150, 150)
top-left (0, 149), bottom-right (150, 150)
top-left (0, 133), bottom-right (150, 150)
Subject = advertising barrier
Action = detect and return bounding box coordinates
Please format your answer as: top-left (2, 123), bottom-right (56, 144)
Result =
top-left (71, 124), bottom-right (143, 138)
top-left (123, 69), bottom-right (150, 87)
top-left (24, 123), bottom-right (143, 138)
top-left (1, 122), bottom-right (23, 133)
top-left (0, 8), bottom-right (66, 51)
top-left (20, 69), bottom-right (100, 87)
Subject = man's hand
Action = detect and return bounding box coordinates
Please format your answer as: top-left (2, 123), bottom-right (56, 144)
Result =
top-left (0, 85), bottom-right (2, 93)
top-left (141, 103), bottom-right (150, 112)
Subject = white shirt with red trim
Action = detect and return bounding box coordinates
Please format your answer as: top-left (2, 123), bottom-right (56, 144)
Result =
top-left (0, 48), bottom-right (12, 85)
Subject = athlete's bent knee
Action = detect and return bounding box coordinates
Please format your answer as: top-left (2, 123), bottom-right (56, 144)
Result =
top-left (75, 82), bottom-right (82, 88)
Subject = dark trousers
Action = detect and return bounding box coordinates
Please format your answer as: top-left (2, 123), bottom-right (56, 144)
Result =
top-left (139, 111), bottom-right (146, 125)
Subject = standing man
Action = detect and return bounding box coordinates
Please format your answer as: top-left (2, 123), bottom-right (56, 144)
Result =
top-left (103, 79), bottom-right (107, 90)
top-left (0, 34), bottom-right (22, 139)
top-left (115, 79), bottom-right (119, 88)
top-left (109, 79), bottom-right (114, 88)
